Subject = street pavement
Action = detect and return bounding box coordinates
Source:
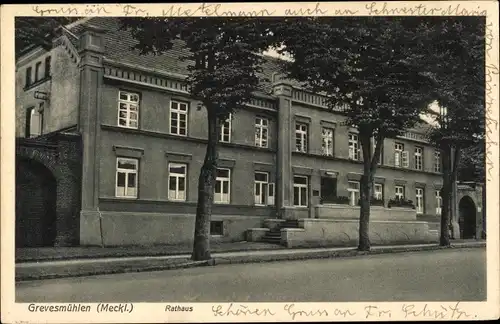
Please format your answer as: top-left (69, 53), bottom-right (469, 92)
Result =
top-left (16, 248), bottom-right (485, 302)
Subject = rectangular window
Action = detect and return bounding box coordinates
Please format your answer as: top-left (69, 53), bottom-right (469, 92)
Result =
top-left (321, 127), bottom-right (334, 156)
top-left (168, 163), bottom-right (187, 201)
top-left (293, 176), bottom-right (308, 207)
top-left (374, 183), bottom-right (383, 200)
top-left (372, 137), bottom-right (383, 165)
top-left (25, 67), bottom-right (32, 87)
top-left (26, 107), bottom-right (42, 138)
top-left (210, 221), bottom-right (224, 236)
top-left (320, 177), bottom-right (337, 204)
top-left (255, 117), bottom-right (269, 148)
top-left (394, 143), bottom-right (404, 167)
top-left (214, 168), bottom-right (230, 204)
top-left (220, 113), bottom-right (231, 143)
top-left (170, 100), bottom-right (189, 136)
top-left (254, 172), bottom-right (269, 205)
top-left (268, 183), bottom-right (275, 206)
top-left (117, 91), bottom-right (139, 129)
top-left (348, 133), bottom-right (359, 160)
top-left (416, 188), bottom-right (425, 214)
top-left (347, 181), bottom-right (360, 206)
top-left (295, 123), bottom-right (308, 153)
top-left (34, 62), bottom-right (42, 82)
top-left (435, 190), bottom-right (442, 215)
top-left (116, 158), bottom-right (138, 198)
top-left (434, 150), bottom-right (441, 172)
top-left (415, 147), bottom-right (423, 171)
top-left (395, 185), bottom-right (405, 200)
top-left (44, 56), bottom-right (51, 78)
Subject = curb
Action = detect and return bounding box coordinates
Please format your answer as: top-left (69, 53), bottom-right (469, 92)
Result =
top-left (16, 242), bottom-right (484, 282)
top-left (211, 242), bottom-right (486, 265)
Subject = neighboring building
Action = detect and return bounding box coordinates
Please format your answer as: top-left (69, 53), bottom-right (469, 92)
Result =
top-left (14, 17), bottom-right (484, 247)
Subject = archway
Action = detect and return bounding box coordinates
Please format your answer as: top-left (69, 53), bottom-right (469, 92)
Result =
top-left (459, 196), bottom-right (477, 239)
top-left (16, 158), bottom-right (57, 247)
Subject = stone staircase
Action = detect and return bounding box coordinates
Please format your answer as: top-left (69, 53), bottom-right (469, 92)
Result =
top-left (261, 219), bottom-right (300, 245)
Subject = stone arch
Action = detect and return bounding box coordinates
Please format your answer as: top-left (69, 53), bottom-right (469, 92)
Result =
top-left (16, 157), bottom-right (57, 247)
top-left (459, 195), bottom-right (477, 239)
top-left (16, 145), bottom-right (62, 180)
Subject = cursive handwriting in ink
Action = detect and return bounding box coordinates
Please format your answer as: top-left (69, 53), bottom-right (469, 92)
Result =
top-left (212, 303), bottom-right (275, 317)
top-left (284, 304), bottom-right (329, 320)
top-left (162, 3), bottom-right (275, 17)
top-left (402, 302), bottom-right (474, 320)
top-left (122, 5), bottom-right (149, 16)
top-left (365, 305), bottom-right (392, 319)
top-left (32, 4), bottom-right (111, 16)
top-left (365, 2), bottom-right (487, 16)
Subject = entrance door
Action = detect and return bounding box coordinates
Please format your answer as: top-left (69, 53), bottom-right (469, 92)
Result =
top-left (459, 196), bottom-right (477, 239)
top-left (16, 158), bottom-right (57, 247)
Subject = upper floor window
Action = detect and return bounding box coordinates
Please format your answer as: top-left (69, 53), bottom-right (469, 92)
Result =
top-left (115, 158), bottom-right (138, 198)
top-left (25, 67), bottom-right (32, 88)
top-left (25, 106), bottom-right (42, 138)
top-left (348, 133), bottom-right (359, 161)
top-left (34, 62), bottom-right (42, 82)
top-left (434, 150), bottom-right (441, 172)
top-left (295, 123), bottom-right (308, 153)
top-left (170, 100), bottom-right (188, 136)
top-left (214, 168), bottom-right (230, 204)
top-left (322, 127), bottom-right (334, 156)
top-left (220, 113), bottom-right (231, 143)
top-left (394, 142), bottom-right (409, 168)
top-left (44, 56), bottom-right (51, 78)
top-left (414, 146), bottom-right (423, 171)
top-left (168, 163), bottom-right (187, 201)
top-left (255, 117), bottom-right (268, 148)
top-left (117, 91), bottom-right (139, 129)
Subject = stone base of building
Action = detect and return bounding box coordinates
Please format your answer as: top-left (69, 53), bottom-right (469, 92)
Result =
top-left (281, 218), bottom-right (438, 248)
top-left (315, 204), bottom-right (416, 221)
top-left (79, 211), bottom-right (267, 246)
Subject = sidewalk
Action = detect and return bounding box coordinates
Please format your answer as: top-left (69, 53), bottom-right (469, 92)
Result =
top-left (15, 240), bottom-right (485, 282)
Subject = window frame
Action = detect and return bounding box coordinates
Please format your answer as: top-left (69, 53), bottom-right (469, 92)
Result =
top-left (395, 185), bottom-right (405, 200)
top-left (255, 116), bottom-right (269, 148)
top-left (168, 162), bottom-right (187, 201)
top-left (293, 175), bottom-right (308, 207)
top-left (394, 142), bottom-right (404, 167)
top-left (435, 190), bottom-right (442, 215)
top-left (374, 183), bottom-right (384, 200)
top-left (169, 100), bottom-right (189, 136)
top-left (321, 127), bottom-right (334, 156)
top-left (348, 133), bottom-right (360, 161)
top-left (25, 66), bottom-right (32, 87)
top-left (295, 122), bottom-right (308, 153)
top-left (34, 61), bottom-right (42, 82)
top-left (115, 157), bottom-right (139, 199)
top-left (219, 113), bottom-right (232, 143)
top-left (117, 91), bottom-right (140, 129)
top-left (414, 146), bottom-right (423, 171)
top-left (214, 168), bottom-right (231, 204)
top-left (434, 150), bottom-right (442, 172)
top-left (44, 56), bottom-right (51, 78)
top-left (347, 181), bottom-right (360, 206)
top-left (254, 171), bottom-right (270, 206)
top-left (416, 188), bottom-right (425, 214)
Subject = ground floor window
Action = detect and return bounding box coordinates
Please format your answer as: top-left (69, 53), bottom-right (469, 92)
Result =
top-left (116, 158), bottom-right (138, 198)
top-left (436, 190), bottom-right (442, 215)
top-left (214, 168), bottom-right (230, 204)
top-left (416, 188), bottom-right (425, 214)
top-left (374, 183), bottom-right (383, 200)
top-left (168, 163), bottom-right (187, 201)
top-left (395, 185), bottom-right (405, 200)
top-left (293, 176), bottom-right (308, 207)
top-left (320, 177), bottom-right (337, 204)
top-left (210, 221), bottom-right (224, 236)
top-left (348, 181), bottom-right (360, 206)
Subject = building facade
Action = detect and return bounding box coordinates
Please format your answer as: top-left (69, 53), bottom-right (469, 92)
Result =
top-left (15, 17), bottom-right (484, 247)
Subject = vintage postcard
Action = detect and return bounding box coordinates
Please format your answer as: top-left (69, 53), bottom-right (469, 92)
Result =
top-left (1, 1), bottom-right (499, 323)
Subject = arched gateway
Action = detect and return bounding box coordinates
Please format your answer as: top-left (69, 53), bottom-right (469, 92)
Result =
top-left (15, 132), bottom-right (82, 247)
top-left (459, 195), bottom-right (477, 239)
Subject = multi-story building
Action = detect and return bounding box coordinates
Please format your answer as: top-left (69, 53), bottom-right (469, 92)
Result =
top-left (15, 17), bottom-right (483, 247)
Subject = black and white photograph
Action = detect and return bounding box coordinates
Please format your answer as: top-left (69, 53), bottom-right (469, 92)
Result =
top-left (1, 2), bottom-right (499, 323)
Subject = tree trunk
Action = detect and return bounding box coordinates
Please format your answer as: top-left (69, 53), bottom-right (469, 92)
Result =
top-left (449, 146), bottom-right (461, 239)
top-left (440, 144), bottom-right (452, 247)
top-left (358, 135), bottom-right (376, 251)
top-left (192, 110), bottom-right (219, 261)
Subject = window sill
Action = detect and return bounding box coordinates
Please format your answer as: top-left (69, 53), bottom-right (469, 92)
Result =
top-left (24, 76), bottom-right (51, 91)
